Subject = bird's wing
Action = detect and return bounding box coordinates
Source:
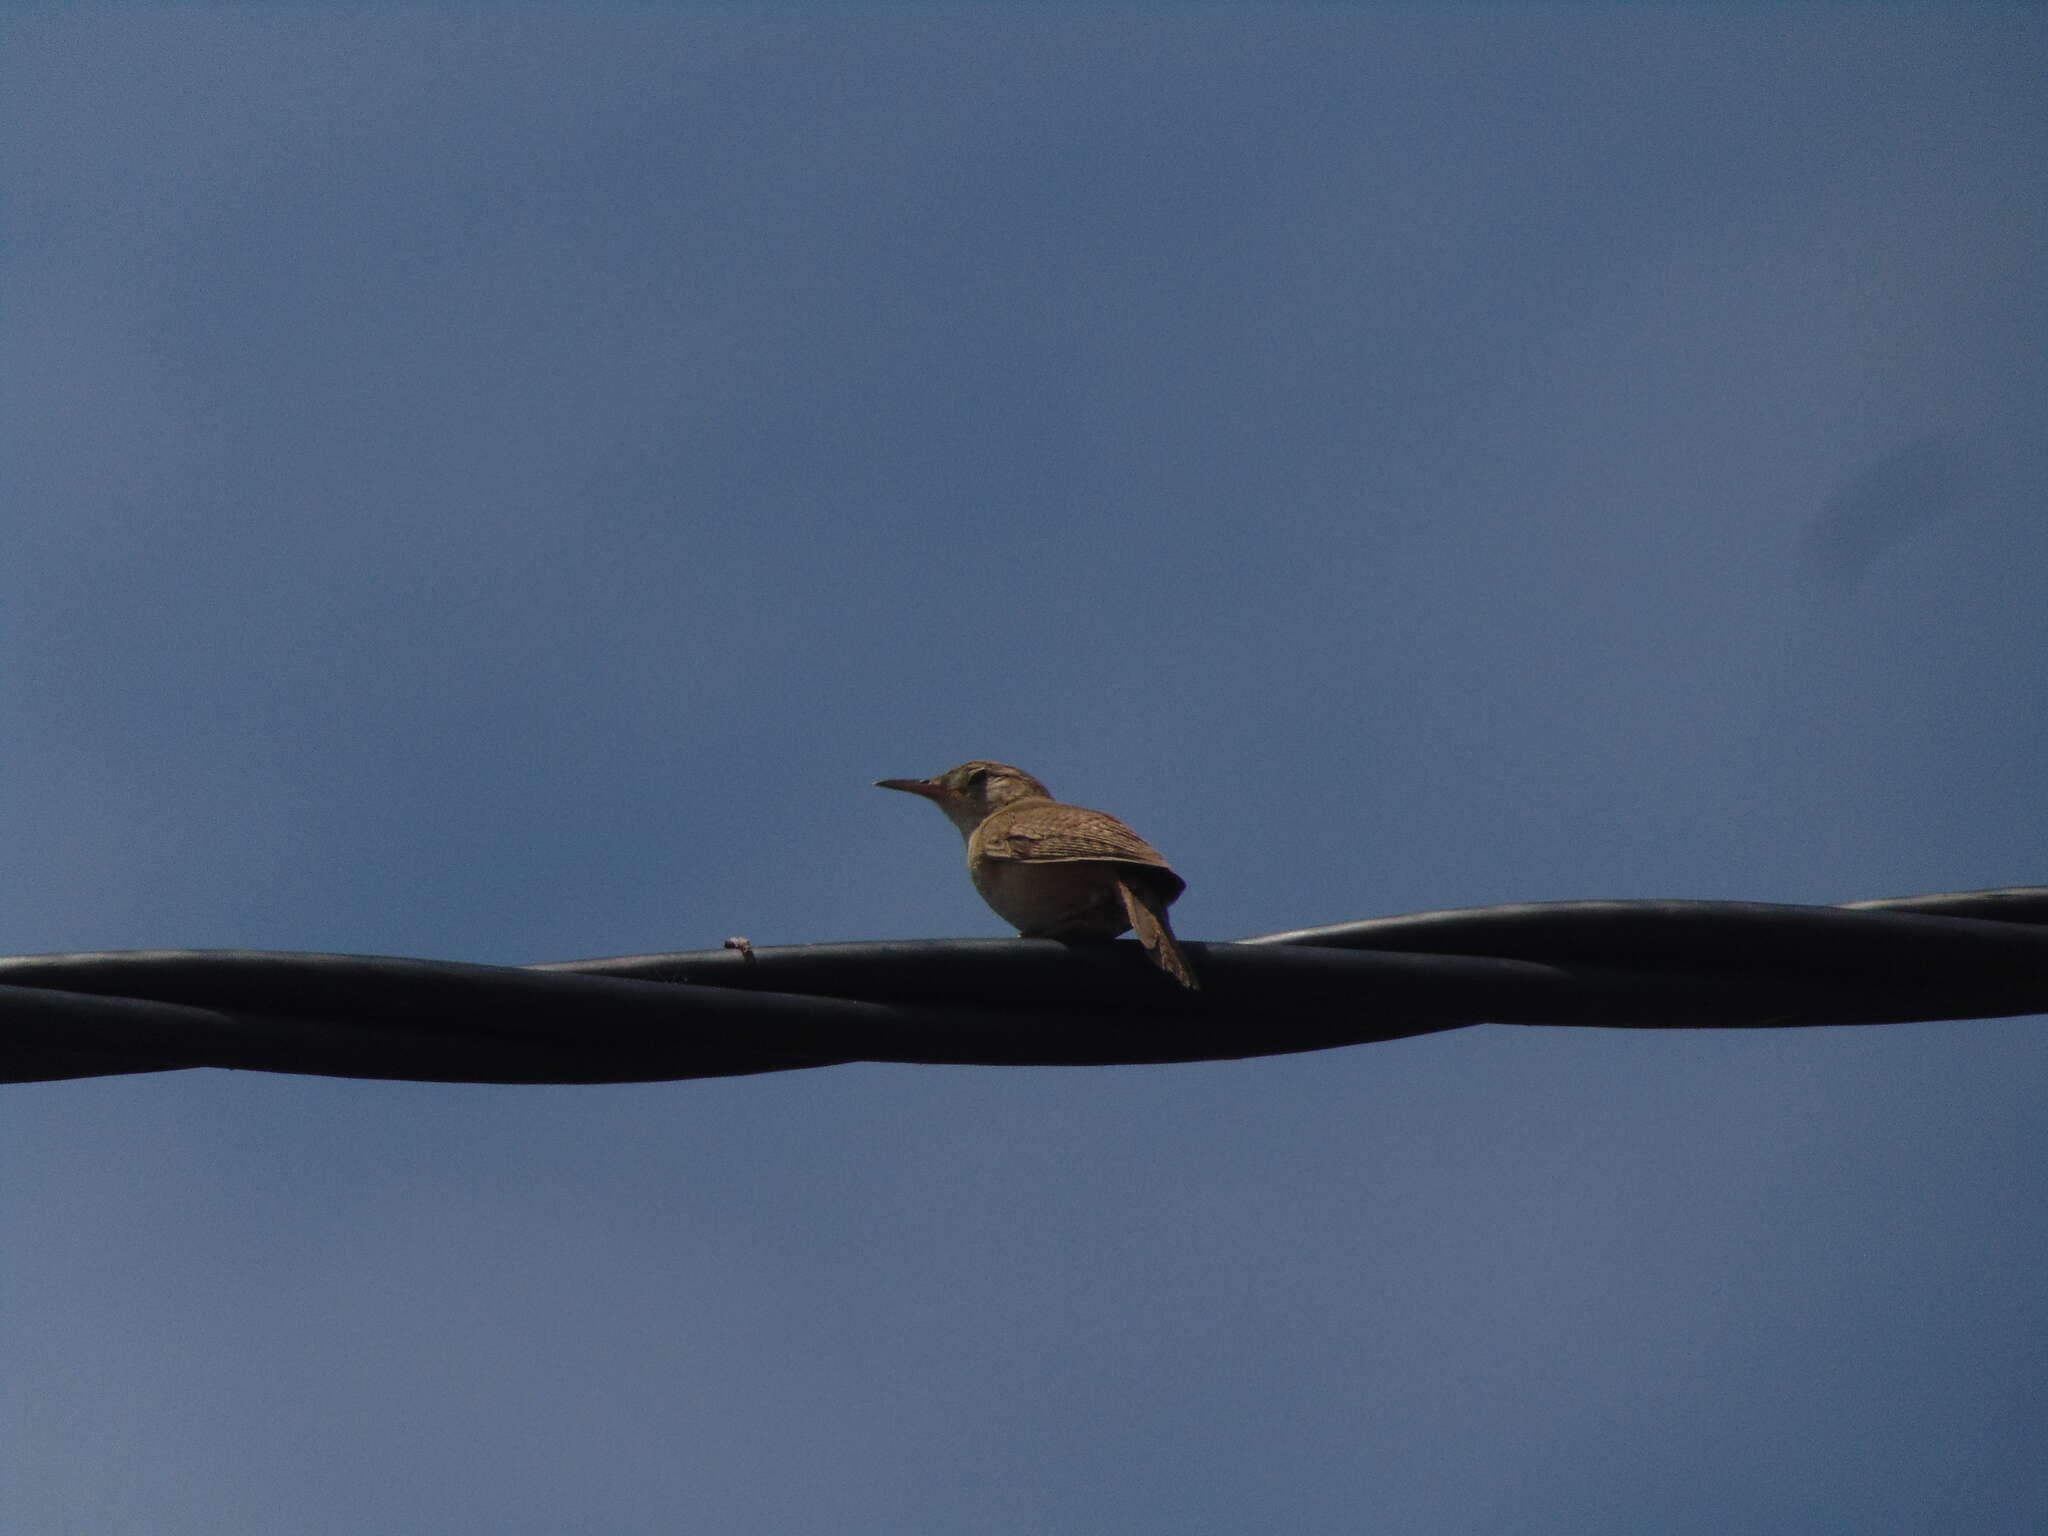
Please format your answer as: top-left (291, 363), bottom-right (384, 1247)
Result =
top-left (983, 804), bottom-right (1183, 890)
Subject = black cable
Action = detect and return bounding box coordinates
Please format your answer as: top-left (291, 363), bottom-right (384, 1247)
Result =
top-left (3, 889), bottom-right (2043, 1086)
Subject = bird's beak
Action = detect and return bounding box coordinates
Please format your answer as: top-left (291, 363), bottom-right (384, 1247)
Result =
top-left (875, 777), bottom-right (943, 799)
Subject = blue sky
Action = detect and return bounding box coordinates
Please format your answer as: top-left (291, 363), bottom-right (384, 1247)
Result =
top-left (4, 7), bottom-right (2045, 1532)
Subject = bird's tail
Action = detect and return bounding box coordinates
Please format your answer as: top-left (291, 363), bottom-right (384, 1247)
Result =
top-left (1116, 879), bottom-right (1197, 989)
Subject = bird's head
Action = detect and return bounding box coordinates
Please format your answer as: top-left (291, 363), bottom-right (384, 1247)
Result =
top-left (875, 760), bottom-right (1052, 835)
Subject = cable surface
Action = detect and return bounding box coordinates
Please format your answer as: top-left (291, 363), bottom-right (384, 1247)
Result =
top-left (3, 889), bottom-right (2043, 1085)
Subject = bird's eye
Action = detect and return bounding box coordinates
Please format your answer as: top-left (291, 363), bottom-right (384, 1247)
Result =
top-left (965, 767), bottom-right (990, 786)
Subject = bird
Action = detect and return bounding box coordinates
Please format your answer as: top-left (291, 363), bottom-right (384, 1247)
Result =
top-left (875, 761), bottom-right (1196, 988)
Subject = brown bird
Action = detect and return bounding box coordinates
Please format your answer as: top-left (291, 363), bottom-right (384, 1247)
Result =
top-left (875, 761), bottom-right (1196, 988)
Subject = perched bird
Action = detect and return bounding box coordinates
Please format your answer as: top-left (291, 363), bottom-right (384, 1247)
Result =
top-left (875, 761), bottom-right (1196, 988)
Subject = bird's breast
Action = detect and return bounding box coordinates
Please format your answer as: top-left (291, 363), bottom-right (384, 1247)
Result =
top-left (968, 853), bottom-right (1133, 937)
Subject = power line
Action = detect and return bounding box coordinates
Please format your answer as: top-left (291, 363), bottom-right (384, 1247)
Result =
top-left (4, 889), bottom-right (2043, 1085)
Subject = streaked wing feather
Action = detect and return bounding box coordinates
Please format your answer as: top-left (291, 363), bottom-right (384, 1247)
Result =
top-left (1003, 826), bottom-right (1165, 864)
top-left (984, 803), bottom-right (1184, 899)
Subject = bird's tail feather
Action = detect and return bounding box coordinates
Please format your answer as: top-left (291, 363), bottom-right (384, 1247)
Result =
top-left (1116, 879), bottom-right (1197, 989)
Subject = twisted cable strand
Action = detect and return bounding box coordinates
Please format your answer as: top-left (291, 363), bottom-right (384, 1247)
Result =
top-left (4, 889), bottom-right (2043, 1085)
